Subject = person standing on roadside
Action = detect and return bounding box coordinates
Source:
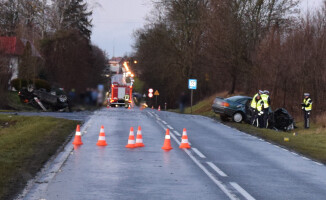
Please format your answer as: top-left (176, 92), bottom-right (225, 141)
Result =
top-left (301, 93), bottom-right (312, 129)
top-left (179, 92), bottom-right (187, 113)
top-left (250, 90), bottom-right (263, 125)
top-left (261, 90), bottom-right (271, 128)
top-left (256, 97), bottom-right (264, 128)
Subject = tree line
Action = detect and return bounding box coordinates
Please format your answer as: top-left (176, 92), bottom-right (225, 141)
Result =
top-left (0, 0), bottom-right (107, 106)
top-left (133, 0), bottom-right (326, 118)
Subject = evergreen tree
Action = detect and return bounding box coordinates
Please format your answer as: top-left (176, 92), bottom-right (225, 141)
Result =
top-left (62, 0), bottom-right (92, 39)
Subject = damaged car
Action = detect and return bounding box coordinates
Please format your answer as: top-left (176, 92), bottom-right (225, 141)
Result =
top-left (212, 95), bottom-right (294, 131)
top-left (18, 85), bottom-right (71, 112)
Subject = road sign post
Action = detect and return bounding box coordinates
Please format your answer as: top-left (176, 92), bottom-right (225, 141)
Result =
top-left (188, 79), bottom-right (197, 114)
top-left (154, 90), bottom-right (159, 106)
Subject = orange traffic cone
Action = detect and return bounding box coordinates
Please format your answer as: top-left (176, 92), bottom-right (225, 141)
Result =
top-left (162, 129), bottom-right (173, 150)
top-left (158, 105), bottom-right (161, 111)
top-left (128, 104), bottom-right (131, 109)
top-left (152, 106), bottom-right (154, 109)
top-left (179, 128), bottom-right (191, 149)
top-left (72, 125), bottom-right (83, 145)
top-left (135, 126), bottom-right (145, 147)
top-left (126, 127), bottom-right (136, 148)
top-left (96, 126), bottom-right (108, 146)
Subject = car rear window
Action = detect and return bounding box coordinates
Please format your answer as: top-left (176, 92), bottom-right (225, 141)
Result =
top-left (226, 96), bottom-right (250, 105)
top-left (237, 99), bottom-right (250, 105)
top-left (226, 96), bottom-right (243, 102)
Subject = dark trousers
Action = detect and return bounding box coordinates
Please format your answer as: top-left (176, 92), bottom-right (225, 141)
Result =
top-left (263, 108), bottom-right (269, 128)
top-left (304, 111), bottom-right (311, 128)
top-left (249, 107), bottom-right (257, 125)
top-left (258, 113), bottom-right (264, 128)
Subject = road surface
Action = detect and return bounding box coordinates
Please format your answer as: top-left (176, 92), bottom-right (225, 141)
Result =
top-left (18, 107), bottom-right (326, 200)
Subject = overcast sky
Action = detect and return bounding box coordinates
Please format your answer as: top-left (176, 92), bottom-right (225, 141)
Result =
top-left (89, 0), bottom-right (324, 58)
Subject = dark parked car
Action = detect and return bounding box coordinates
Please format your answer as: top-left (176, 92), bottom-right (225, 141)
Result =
top-left (212, 96), bottom-right (252, 122)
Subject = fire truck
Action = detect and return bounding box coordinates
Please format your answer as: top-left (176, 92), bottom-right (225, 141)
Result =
top-left (109, 74), bottom-right (132, 107)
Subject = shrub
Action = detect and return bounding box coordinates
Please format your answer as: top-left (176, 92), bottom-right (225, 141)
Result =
top-left (10, 78), bottom-right (51, 91)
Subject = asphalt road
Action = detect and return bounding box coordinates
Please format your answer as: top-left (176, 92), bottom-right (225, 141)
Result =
top-left (18, 107), bottom-right (326, 200)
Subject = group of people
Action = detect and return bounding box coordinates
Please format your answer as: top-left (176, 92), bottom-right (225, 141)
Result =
top-left (250, 90), bottom-right (313, 129)
top-left (250, 90), bottom-right (271, 128)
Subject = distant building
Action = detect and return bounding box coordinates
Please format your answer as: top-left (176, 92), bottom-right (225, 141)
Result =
top-left (0, 37), bottom-right (41, 81)
top-left (108, 57), bottom-right (123, 74)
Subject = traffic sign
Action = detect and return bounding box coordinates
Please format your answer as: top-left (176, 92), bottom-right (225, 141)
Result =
top-left (154, 90), bottom-right (159, 96)
top-left (148, 88), bottom-right (153, 93)
top-left (148, 93), bottom-right (153, 98)
top-left (188, 79), bottom-right (197, 90)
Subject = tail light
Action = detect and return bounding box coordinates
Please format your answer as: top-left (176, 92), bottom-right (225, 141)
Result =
top-left (110, 99), bottom-right (114, 103)
top-left (128, 100), bottom-right (132, 103)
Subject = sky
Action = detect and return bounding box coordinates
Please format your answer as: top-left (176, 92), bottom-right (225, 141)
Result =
top-left (89, 0), bottom-right (154, 57)
top-left (89, 0), bottom-right (324, 58)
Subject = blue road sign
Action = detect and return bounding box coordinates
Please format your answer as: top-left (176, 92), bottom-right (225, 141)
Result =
top-left (188, 79), bottom-right (197, 90)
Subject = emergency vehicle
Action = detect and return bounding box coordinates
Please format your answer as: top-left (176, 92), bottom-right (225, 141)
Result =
top-left (109, 74), bottom-right (132, 107)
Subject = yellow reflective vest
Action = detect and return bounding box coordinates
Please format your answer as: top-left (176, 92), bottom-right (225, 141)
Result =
top-left (261, 94), bottom-right (270, 108)
top-left (303, 98), bottom-right (312, 111)
top-left (250, 93), bottom-right (258, 109)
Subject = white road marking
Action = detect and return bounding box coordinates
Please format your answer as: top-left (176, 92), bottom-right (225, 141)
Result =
top-left (292, 152), bottom-right (298, 156)
top-left (207, 162), bottom-right (228, 177)
top-left (173, 131), bottom-right (181, 136)
top-left (230, 182), bottom-right (256, 200)
top-left (162, 120), bottom-right (168, 124)
top-left (314, 162), bottom-right (323, 166)
top-left (192, 148), bottom-right (206, 158)
top-left (168, 132), bottom-right (238, 200)
top-left (167, 125), bottom-right (174, 129)
top-left (282, 148), bottom-right (289, 152)
top-left (303, 157), bottom-right (310, 161)
top-left (147, 112), bottom-right (154, 117)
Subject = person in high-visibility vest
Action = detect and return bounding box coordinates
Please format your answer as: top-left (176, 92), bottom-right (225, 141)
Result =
top-left (256, 98), bottom-right (264, 128)
top-left (124, 94), bottom-right (130, 108)
top-left (301, 93), bottom-right (312, 129)
top-left (250, 90), bottom-right (263, 125)
top-left (261, 90), bottom-right (271, 128)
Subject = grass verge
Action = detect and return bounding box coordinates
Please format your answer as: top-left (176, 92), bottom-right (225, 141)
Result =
top-left (5, 91), bottom-right (38, 111)
top-left (0, 114), bottom-right (79, 199)
top-left (174, 93), bottom-right (326, 164)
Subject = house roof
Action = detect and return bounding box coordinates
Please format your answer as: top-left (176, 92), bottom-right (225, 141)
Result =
top-left (0, 37), bottom-right (25, 56)
top-left (0, 37), bottom-right (41, 57)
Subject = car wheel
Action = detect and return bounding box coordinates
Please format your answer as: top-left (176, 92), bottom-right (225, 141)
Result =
top-left (58, 95), bottom-right (68, 103)
top-left (27, 84), bottom-right (34, 92)
top-left (233, 112), bottom-right (243, 123)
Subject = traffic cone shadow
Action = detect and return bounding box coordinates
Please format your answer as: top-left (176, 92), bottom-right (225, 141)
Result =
top-left (135, 126), bottom-right (145, 147)
top-left (179, 128), bottom-right (191, 149)
top-left (162, 129), bottom-right (173, 150)
top-left (126, 127), bottom-right (136, 148)
top-left (72, 125), bottom-right (83, 145)
top-left (96, 126), bottom-right (108, 146)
